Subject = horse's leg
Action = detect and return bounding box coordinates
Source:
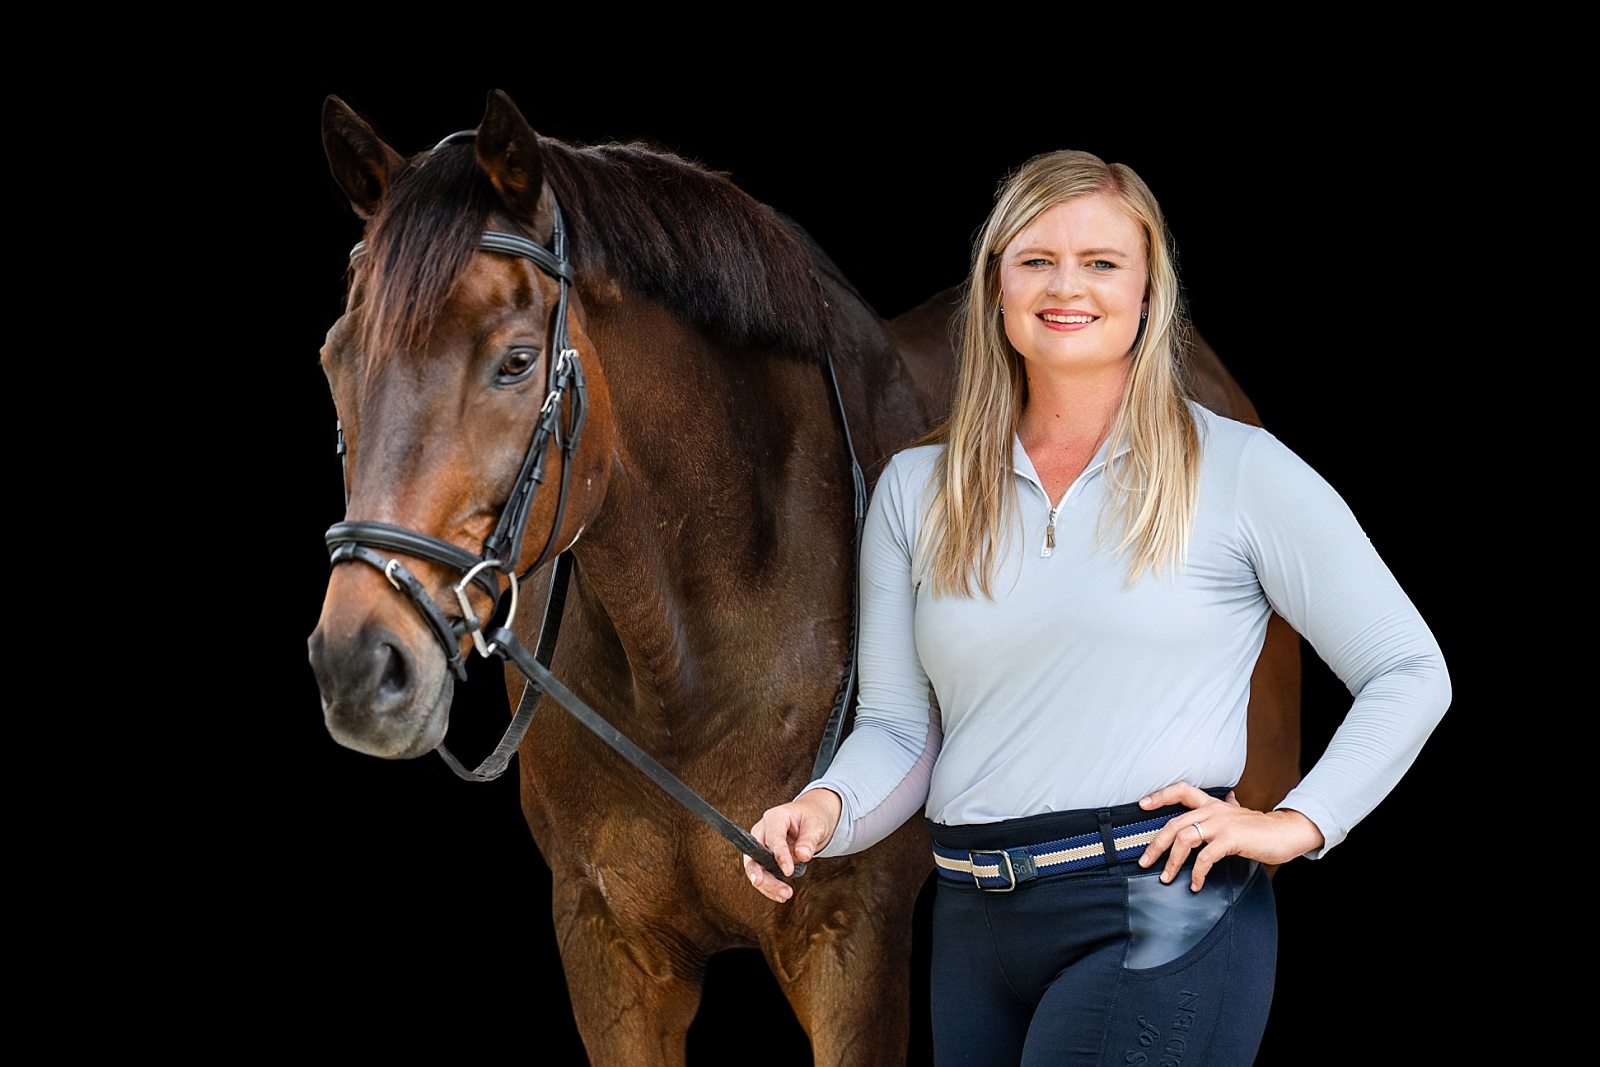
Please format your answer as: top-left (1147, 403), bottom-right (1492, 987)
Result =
top-left (513, 685), bottom-right (705, 1065)
top-left (767, 911), bottom-right (915, 1067)
top-left (1235, 611), bottom-right (1303, 815)
top-left (760, 828), bottom-right (927, 1067)
top-left (547, 868), bottom-right (706, 1067)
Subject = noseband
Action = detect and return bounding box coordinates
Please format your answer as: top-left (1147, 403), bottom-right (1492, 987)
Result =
top-left (321, 131), bottom-right (865, 882)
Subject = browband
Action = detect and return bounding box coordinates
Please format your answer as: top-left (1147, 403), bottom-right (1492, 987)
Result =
top-left (348, 231), bottom-right (574, 285)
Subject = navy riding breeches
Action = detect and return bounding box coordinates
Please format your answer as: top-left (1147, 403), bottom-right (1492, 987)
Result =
top-left (929, 812), bottom-right (1276, 1066)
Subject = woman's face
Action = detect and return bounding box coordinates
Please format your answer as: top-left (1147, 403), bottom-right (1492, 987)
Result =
top-left (998, 195), bottom-right (1149, 378)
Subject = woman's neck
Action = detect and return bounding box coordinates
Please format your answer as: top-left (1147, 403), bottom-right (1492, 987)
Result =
top-left (1016, 359), bottom-right (1130, 506)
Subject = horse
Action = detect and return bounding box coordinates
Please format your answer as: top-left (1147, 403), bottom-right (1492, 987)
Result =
top-left (307, 89), bottom-right (1302, 1066)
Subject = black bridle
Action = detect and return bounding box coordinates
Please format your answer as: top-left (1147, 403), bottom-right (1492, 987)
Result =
top-left (322, 131), bottom-right (864, 882)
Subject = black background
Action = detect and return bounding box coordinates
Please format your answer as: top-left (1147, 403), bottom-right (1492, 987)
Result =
top-left (225, 50), bottom-right (1499, 1064)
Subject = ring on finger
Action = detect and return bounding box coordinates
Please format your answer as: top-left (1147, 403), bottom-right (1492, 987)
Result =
top-left (1192, 822), bottom-right (1206, 843)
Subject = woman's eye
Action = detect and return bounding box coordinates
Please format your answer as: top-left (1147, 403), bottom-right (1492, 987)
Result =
top-left (499, 349), bottom-right (539, 379)
top-left (1023, 258), bottom-right (1050, 267)
top-left (1090, 260), bottom-right (1117, 271)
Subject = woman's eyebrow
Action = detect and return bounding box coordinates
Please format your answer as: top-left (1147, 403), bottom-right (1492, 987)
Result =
top-left (1009, 245), bottom-right (1133, 258)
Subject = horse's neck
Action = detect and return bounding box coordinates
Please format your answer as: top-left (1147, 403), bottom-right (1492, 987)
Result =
top-left (564, 296), bottom-right (855, 740)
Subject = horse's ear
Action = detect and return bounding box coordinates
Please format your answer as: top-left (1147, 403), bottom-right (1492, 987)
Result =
top-left (476, 89), bottom-right (546, 225)
top-left (322, 96), bottom-right (408, 220)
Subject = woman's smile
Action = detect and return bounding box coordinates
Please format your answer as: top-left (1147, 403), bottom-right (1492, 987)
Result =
top-left (1038, 309), bottom-right (1098, 329)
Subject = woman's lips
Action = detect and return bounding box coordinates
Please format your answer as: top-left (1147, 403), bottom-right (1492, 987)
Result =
top-left (1038, 310), bottom-right (1098, 331)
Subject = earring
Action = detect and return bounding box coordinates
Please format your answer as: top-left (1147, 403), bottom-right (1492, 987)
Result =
top-left (1140, 311), bottom-right (1148, 320)
top-left (1000, 307), bottom-right (1005, 316)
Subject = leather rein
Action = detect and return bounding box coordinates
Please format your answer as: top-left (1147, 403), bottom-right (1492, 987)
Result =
top-left (323, 132), bottom-right (864, 882)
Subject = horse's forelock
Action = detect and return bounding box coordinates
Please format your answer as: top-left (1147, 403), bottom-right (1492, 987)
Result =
top-left (353, 144), bottom-right (502, 366)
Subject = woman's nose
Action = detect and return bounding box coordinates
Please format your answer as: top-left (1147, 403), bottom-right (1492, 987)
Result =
top-left (1045, 265), bottom-right (1081, 297)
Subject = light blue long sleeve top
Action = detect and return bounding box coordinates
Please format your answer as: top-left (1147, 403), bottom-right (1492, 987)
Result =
top-left (807, 406), bottom-right (1450, 859)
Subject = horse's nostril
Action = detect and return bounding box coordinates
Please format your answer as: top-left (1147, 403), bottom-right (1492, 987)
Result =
top-left (375, 642), bottom-right (410, 704)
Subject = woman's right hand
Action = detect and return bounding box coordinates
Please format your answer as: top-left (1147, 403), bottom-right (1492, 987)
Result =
top-left (743, 788), bottom-right (843, 903)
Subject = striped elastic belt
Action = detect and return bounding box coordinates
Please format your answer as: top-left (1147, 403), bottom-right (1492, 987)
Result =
top-left (933, 808), bottom-right (1192, 892)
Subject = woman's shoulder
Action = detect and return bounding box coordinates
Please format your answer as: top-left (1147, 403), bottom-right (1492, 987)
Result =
top-left (1187, 402), bottom-right (1350, 521)
top-left (884, 442), bottom-right (945, 478)
top-left (868, 444), bottom-right (944, 527)
top-left (1188, 402), bottom-right (1303, 479)
top-left (1189, 400), bottom-right (1269, 455)
top-left (876, 443), bottom-right (944, 496)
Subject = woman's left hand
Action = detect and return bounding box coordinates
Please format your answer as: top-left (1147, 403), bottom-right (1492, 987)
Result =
top-left (1137, 782), bottom-right (1326, 891)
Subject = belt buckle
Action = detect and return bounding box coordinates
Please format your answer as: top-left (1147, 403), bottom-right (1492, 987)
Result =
top-left (969, 848), bottom-right (1017, 892)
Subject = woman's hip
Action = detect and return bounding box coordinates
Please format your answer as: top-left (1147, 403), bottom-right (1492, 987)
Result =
top-left (927, 801), bottom-right (1276, 1066)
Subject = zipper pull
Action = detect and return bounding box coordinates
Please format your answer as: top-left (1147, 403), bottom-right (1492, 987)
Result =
top-left (1043, 507), bottom-right (1058, 557)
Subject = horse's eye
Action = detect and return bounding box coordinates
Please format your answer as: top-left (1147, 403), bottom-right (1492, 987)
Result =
top-left (499, 348), bottom-right (539, 379)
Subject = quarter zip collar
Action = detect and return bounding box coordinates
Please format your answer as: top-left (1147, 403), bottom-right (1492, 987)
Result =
top-left (1011, 433), bottom-right (1128, 507)
top-left (1012, 434), bottom-right (1130, 558)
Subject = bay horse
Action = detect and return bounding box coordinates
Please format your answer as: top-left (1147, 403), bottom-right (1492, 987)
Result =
top-left (308, 90), bottom-right (1301, 1066)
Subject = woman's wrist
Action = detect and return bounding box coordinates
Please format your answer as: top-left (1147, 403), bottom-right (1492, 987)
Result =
top-left (1270, 807), bottom-right (1326, 858)
top-left (796, 787), bottom-right (843, 855)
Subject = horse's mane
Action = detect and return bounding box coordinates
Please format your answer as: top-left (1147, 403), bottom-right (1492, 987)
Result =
top-left (353, 139), bottom-right (837, 362)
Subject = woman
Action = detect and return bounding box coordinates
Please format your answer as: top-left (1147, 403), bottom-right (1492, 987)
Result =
top-left (743, 151), bottom-right (1449, 1065)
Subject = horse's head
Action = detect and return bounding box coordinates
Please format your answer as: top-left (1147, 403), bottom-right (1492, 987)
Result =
top-left (309, 91), bottom-right (613, 759)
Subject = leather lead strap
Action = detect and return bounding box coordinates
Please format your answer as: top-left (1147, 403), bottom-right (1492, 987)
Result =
top-left (437, 684), bottom-right (542, 783)
top-left (488, 625), bottom-right (803, 882)
top-left (443, 556), bottom-right (803, 880)
top-left (436, 552), bottom-right (574, 783)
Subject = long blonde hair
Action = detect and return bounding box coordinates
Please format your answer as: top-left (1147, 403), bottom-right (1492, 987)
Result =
top-left (919, 151), bottom-right (1200, 597)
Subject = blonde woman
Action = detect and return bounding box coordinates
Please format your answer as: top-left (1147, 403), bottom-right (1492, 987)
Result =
top-left (745, 152), bottom-right (1449, 1065)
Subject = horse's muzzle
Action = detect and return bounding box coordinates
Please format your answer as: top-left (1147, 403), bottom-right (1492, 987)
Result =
top-left (308, 620), bottom-right (454, 759)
